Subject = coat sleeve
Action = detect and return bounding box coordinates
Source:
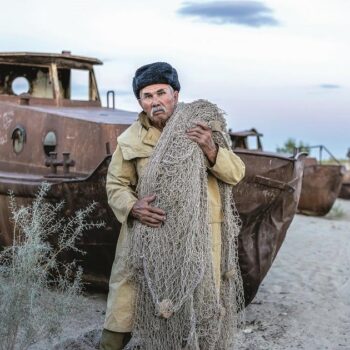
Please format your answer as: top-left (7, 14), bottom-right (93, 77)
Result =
top-left (208, 146), bottom-right (245, 185)
top-left (106, 145), bottom-right (138, 224)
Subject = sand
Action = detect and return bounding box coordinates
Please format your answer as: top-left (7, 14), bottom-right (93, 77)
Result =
top-left (238, 198), bottom-right (350, 350)
top-left (30, 199), bottom-right (350, 349)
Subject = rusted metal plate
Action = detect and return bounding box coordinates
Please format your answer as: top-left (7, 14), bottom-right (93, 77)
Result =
top-left (298, 158), bottom-right (345, 216)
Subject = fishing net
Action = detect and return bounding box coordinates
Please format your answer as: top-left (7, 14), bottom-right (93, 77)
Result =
top-left (125, 100), bottom-right (244, 349)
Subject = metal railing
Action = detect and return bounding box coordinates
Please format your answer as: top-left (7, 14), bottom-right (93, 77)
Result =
top-left (296, 145), bottom-right (341, 165)
top-left (106, 90), bottom-right (115, 109)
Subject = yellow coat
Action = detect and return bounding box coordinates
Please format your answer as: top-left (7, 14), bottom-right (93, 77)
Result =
top-left (104, 112), bottom-right (245, 332)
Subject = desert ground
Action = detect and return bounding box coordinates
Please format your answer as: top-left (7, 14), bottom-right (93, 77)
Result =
top-left (31, 199), bottom-right (350, 350)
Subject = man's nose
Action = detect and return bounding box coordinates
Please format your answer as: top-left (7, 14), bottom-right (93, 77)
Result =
top-left (152, 96), bottom-right (161, 105)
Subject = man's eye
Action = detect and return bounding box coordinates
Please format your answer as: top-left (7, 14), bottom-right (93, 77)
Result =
top-left (157, 91), bottom-right (166, 96)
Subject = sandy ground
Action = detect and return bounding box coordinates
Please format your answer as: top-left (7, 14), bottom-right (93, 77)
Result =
top-left (31, 199), bottom-right (350, 349)
top-left (237, 198), bottom-right (350, 350)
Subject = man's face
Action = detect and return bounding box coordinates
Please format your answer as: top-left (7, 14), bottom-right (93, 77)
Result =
top-left (138, 83), bottom-right (179, 130)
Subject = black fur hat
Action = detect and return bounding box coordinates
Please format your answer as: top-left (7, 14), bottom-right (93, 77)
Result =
top-left (132, 62), bottom-right (181, 98)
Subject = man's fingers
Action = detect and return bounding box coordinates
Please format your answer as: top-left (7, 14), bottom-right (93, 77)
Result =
top-left (186, 127), bottom-right (205, 134)
top-left (187, 131), bottom-right (209, 145)
top-left (143, 193), bottom-right (156, 203)
top-left (194, 121), bottom-right (211, 130)
top-left (187, 134), bottom-right (201, 143)
top-left (186, 130), bottom-right (203, 138)
top-left (149, 206), bottom-right (166, 216)
top-left (142, 216), bottom-right (164, 228)
top-left (142, 210), bottom-right (166, 222)
top-left (143, 216), bottom-right (163, 224)
top-left (142, 194), bottom-right (166, 215)
top-left (135, 207), bottom-right (166, 220)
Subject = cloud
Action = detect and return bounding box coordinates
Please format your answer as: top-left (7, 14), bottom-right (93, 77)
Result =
top-left (319, 84), bottom-right (341, 89)
top-left (177, 1), bottom-right (279, 27)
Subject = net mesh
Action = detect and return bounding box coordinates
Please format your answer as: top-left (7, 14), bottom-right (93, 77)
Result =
top-left (125, 100), bottom-right (244, 349)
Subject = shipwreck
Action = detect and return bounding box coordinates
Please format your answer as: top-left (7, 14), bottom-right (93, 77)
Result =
top-left (228, 129), bottom-right (306, 303)
top-left (1, 53), bottom-right (305, 305)
top-left (0, 51), bottom-right (133, 287)
top-left (297, 145), bottom-right (345, 216)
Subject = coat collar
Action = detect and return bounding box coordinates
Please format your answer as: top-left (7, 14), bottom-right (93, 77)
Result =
top-left (138, 112), bottom-right (161, 146)
top-left (117, 112), bottom-right (161, 160)
top-left (138, 111), bottom-right (152, 129)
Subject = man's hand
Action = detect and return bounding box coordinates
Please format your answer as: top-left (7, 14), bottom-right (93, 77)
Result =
top-left (131, 194), bottom-right (166, 228)
top-left (186, 121), bottom-right (218, 165)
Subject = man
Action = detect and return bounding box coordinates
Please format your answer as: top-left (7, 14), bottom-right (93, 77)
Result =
top-left (100, 62), bottom-right (245, 350)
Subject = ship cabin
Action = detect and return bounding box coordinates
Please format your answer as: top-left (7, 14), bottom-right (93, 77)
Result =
top-left (0, 52), bottom-right (136, 180)
top-left (0, 51), bottom-right (102, 107)
top-left (229, 128), bottom-right (263, 151)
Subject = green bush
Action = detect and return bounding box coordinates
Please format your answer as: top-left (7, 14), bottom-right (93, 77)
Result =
top-left (276, 138), bottom-right (310, 154)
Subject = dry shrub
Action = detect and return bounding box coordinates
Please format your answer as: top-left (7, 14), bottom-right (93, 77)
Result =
top-left (326, 204), bottom-right (346, 220)
top-left (0, 182), bottom-right (104, 350)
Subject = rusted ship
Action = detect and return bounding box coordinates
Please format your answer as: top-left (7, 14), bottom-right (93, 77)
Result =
top-left (1, 53), bottom-right (305, 305)
top-left (229, 129), bottom-right (305, 304)
top-left (0, 51), bottom-right (135, 286)
top-left (232, 152), bottom-right (305, 304)
top-left (297, 146), bottom-right (345, 216)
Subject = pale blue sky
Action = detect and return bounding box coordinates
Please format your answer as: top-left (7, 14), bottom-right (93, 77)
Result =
top-left (1, 0), bottom-right (349, 157)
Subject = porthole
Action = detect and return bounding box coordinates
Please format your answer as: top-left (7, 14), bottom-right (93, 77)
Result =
top-left (11, 126), bottom-right (26, 154)
top-left (43, 131), bottom-right (57, 156)
top-left (11, 77), bottom-right (30, 95)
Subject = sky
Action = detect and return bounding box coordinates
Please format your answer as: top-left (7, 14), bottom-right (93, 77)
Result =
top-left (1, 0), bottom-right (349, 158)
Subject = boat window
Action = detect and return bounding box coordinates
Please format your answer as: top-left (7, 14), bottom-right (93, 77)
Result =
top-left (11, 126), bottom-right (26, 154)
top-left (70, 69), bottom-right (89, 101)
top-left (57, 68), bottom-right (90, 101)
top-left (247, 136), bottom-right (259, 150)
top-left (11, 77), bottom-right (30, 95)
top-left (0, 64), bottom-right (53, 98)
top-left (43, 131), bottom-right (57, 156)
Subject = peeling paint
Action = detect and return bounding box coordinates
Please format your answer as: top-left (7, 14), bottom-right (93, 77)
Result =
top-left (0, 111), bottom-right (14, 145)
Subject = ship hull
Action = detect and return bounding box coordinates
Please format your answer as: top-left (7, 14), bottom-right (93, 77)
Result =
top-left (234, 150), bottom-right (305, 304)
top-left (1, 151), bottom-right (305, 304)
top-left (298, 163), bottom-right (344, 216)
